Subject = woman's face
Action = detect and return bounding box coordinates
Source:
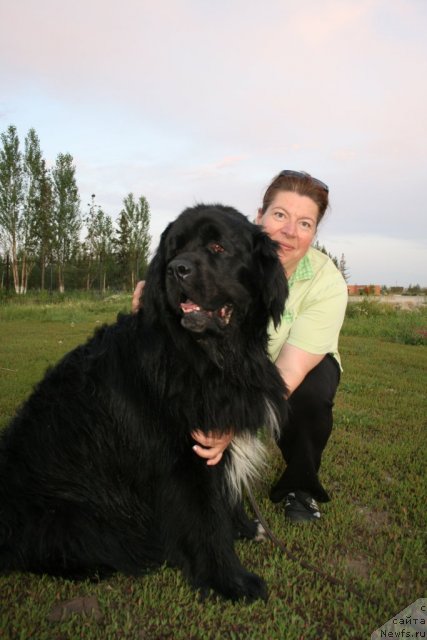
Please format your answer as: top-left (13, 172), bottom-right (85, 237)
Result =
top-left (256, 190), bottom-right (319, 276)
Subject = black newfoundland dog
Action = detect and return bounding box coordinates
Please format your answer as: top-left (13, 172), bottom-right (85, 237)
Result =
top-left (0, 204), bottom-right (288, 602)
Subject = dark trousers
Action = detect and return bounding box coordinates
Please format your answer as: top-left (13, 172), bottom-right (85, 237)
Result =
top-left (269, 354), bottom-right (341, 504)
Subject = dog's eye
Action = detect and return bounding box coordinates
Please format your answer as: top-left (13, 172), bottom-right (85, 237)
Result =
top-left (208, 242), bottom-right (225, 254)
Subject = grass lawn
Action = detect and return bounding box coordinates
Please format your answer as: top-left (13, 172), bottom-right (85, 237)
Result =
top-left (0, 297), bottom-right (426, 639)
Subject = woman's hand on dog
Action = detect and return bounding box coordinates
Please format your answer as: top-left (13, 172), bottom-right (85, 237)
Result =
top-left (192, 430), bottom-right (233, 466)
top-left (132, 281), bottom-right (145, 313)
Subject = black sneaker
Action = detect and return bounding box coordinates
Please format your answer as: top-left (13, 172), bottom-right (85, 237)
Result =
top-left (284, 490), bottom-right (321, 522)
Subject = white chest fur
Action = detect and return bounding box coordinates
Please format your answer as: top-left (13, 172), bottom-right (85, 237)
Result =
top-left (225, 397), bottom-right (281, 501)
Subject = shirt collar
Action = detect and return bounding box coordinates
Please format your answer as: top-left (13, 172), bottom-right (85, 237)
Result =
top-left (287, 251), bottom-right (313, 286)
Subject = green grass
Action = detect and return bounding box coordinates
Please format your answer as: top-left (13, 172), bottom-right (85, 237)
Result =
top-left (0, 299), bottom-right (426, 639)
top-left (0, 291), bottom-right (131, 323)
top-left (344, 299), bottom-right (427, 345)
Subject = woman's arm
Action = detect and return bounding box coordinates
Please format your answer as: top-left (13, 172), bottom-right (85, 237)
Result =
top-left (275, 342), bottom-right (324, 397)
top-left (192, 345), bottom-right (324, 464)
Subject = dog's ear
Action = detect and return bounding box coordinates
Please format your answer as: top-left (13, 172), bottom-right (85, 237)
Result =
top-left (253, 229), bottom-right (288, 328)
top-left (142, 222), bottom-right (173, 319)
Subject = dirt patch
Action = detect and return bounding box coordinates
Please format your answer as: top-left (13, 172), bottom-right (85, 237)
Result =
top-left (356, 505), bottom-right (390, 532)
top-left (47, 595), bottom-right (103, 622)
top-left (344, 554), bottom-right (371, 580)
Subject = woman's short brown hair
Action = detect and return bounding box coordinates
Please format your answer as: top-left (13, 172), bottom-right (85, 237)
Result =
top-left (261, 170), bottom-right (329, 225)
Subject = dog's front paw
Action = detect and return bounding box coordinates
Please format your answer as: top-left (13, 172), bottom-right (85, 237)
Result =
top-left (220, 570), bottom-right (268, 603)
top-left (254, 520), bottom-right (267, 541)
top-left (234, 519), bottom-right (267, 542)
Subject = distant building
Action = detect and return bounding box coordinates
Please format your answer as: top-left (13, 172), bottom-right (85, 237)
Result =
top-left (348, 284), bottom-right (381, 296)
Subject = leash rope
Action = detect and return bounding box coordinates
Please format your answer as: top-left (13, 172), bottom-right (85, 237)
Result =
top-left (245, 485), bottom-right (376, 604)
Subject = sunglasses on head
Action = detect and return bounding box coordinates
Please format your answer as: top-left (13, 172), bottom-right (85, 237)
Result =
top-left (278, 170), bottom-right (329, 193)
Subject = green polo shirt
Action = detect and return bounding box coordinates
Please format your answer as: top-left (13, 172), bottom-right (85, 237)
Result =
top-left (268, 246), bottom-right (348, 368)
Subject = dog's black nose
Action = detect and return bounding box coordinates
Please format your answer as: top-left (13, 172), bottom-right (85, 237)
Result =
top-left (167, 258), bottom-right (193, 280)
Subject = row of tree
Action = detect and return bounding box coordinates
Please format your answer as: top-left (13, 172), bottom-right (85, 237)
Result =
top-left (1, 124), bottom-right (354, 295)
top-left (0, 125), bottom-right (151, 293)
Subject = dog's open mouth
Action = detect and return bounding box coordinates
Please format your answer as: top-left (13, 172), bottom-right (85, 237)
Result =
top-left (180, 299), bottom-right (233, 329)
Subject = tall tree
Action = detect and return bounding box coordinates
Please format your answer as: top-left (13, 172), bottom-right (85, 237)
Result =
top-left (131, 194), bottom-right (151, 284)
top-left (84, 194), bottom-right (114, 293)
top-left (339, 253), bottom-right (350, 282)
top-left (36, 164), bottom-right (54, 290)
top-left (115, 204), bottom-right (131, 288)
top-left (115, 193), bottom-right (151, 290)
top-left (21, 128), bottom-right (53, 292)
top-left (0, 125), bottom-right (24, 293)
top-left (51, 153), bottom-right (81, 292)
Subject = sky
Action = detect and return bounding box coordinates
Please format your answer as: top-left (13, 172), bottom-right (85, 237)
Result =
top-left (1, 0), bottom-right (426, 286)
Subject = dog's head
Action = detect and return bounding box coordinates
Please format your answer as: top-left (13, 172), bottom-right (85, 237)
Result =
top-left (144, 204), bottom-right (288, 338)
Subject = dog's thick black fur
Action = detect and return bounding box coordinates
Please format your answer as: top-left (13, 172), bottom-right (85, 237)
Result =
top-left (0, 204), bottom-right (288, 602)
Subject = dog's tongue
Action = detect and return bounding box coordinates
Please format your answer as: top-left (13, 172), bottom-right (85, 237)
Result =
top-left (180, 298), bottom-right (233, 326)
top-left (180, 300), bottom-right (201, 313)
